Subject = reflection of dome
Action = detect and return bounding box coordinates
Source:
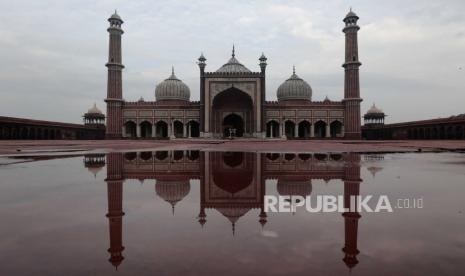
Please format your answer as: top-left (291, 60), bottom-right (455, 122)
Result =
top-left (277, 67), bottom-right (312, 101)
top-left (215, 206), bottom-right (252, 235)
top-left (215, 207), bottom-right (251, 224)
top-left (155, 180), bottom-right (190, 213)
top-left (155, 68), bottom-right (190, 101)
top-left (216, 46), bottom-right (251, 73)
top-left (277, 180), bottom-right (312, 197)
top-left (87, 166), bottom-right (104, 177)
top-left (367, 166), bottom-right (383, 178)
top-left (84, 154), bottom-right (105, 177)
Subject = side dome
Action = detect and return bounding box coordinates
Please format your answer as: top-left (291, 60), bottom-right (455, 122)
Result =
top-left (155, 68), bottom-right (190, 101)
top-left (277, 67), bottom-right (312, 101)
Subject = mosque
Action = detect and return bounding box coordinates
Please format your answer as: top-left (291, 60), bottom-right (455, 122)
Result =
top-left (104, 10), bottom-right (363, 139)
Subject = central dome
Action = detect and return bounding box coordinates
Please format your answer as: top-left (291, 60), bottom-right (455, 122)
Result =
top-left (277, 67), bottom-right (312, 101)
top-left (216, 46), bottom-right (251, 73)
top-left (155, 68), bottom-right (190, 101)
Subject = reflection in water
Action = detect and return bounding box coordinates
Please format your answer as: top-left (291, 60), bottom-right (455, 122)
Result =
top-left (85, 151), bottom-right (363, 271)
top-left (364, 154), bottom-right (385, 178)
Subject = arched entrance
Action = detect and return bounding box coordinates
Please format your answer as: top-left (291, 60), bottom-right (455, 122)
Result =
top-left (330, 120), bottom-right (343, 138)
top-left (223, 113), bottom-right (244, 137)
top-left (314, 121), bottom-right (327, 138)
top-left (298, 120), bottom-right (311, 138)
top-left (124, 121), bottom-right (137, 138)
top-left (212, 87), bottom-right (254, 137)
top-left (188, 121), bottom-right (200, 137)
top-left (173, 121), bottom-right (184, 138)
top-left (285, 120), bottom-right (296, 139)
top-left (156, 121), bottom-right (168, 138)
top-left (140, 121), bottom-right (152, 138)
top-left (266, 120), bottom-right (279, 138)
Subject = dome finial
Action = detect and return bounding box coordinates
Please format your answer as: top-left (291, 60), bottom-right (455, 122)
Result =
top-left (293, 65), bottom-right (296, 75)
top-left (232, 44), bottom-right (235, 58)
top-left (171, 66), bottom-right (174, 76)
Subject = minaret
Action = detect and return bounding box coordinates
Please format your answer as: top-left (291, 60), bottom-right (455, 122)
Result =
top-left (105, 153), bottom-right (125, 269)
top-left (259, 53), bottom-right (267, 138)
top-left (105, 11), bottom-right (125, 139)
top-left (342, 9), bottom-right (363, 139)
top-left (342, 154), bottom-right (362, 270)
top-left (197, 53), bottom-right (207, 137)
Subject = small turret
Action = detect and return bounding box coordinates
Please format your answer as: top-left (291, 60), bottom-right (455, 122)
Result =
top-left (83, 103), bottom-right (105, 126)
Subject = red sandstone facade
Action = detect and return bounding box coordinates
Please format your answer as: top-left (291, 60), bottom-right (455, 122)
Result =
top-left (105, 11), bottom-right (363, 140)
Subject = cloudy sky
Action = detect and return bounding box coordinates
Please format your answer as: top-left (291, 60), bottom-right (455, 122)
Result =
top-left (0, 0), bottom-right (464, 124)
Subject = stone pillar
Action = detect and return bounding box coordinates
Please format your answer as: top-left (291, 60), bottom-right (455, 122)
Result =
top-left (280, 122), bottom-right (285, 138)
top-left (169, 121), bottom-right (175, 139)
top-left (325, 124), bottom-right (330, 138)
top-left (136, 124), bottom-right (141, 138)
top-left (310, 124), bottom-right (315, 138)
top-left (341, 125), bottom-right (345, 137)
top-left (183, 123), bottom-right (187, 138)
top-left (152, 123), bottom-right (156, 138)
top-left (122, 125), bottom-right (126, 138)
top-left (294, 124), bottom-right (299, 138)
top-left (270, 123), bottom-right (273, 138)
top-left (188, 123), bottom-right (192, 138)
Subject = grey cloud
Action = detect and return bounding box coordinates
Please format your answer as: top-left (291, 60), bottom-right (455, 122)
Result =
top-left (0, 0), bottom-right (464, 123)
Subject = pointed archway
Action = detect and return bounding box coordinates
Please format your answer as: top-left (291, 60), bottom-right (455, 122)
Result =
top-left (212, 87), bottom-right (253, 137)
top-left (223, 113), bottom-right (244, 137)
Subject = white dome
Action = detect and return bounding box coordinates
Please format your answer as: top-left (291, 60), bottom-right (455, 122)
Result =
top-left (277, 67), bottom-right (312, 101)
top-left (366, 103), bottom-right (384, 115)
top-left (87, 103), bottom-right (102, 114)
top-left (155, 68), bottom-right (190, 101)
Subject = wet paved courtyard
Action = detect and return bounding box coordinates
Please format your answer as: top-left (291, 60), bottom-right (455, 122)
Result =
top-left (0, 150), bottom-right (464, 275)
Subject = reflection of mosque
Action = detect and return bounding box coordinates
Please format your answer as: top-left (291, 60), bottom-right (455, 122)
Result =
top-left (86, 151), bottom-right (363, 271)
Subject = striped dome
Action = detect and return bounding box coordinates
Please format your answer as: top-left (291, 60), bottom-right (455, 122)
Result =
top-left (155, 68), bottom-right (190, 101)
top-left (216, 46), bottom-right (251, 73)
top-left (277, 67), bottom-right (312, 101)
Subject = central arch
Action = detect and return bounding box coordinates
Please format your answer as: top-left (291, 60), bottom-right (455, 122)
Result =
top-left (223, 113), bottom-right (244, 137)
top-left (211, 87), bottom-right (254, 137)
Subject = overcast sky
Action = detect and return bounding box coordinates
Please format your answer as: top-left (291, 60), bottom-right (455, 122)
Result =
top-left (0, 0), bottom-right (464, 124)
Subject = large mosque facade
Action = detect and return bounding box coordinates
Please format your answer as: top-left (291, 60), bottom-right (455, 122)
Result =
top-left (105, 10), bottom-right (362, 139)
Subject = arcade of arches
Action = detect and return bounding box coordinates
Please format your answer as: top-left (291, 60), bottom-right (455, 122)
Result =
top-left (265, 119), bottom-right (344, 139)
top-left (123, 119), bottom-right (200, 138)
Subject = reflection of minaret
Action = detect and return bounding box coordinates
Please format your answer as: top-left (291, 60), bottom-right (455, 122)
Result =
top-left (105, 153), bottom-right (125, 269)
top-left (342, 154), bottom-right (362, 270)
